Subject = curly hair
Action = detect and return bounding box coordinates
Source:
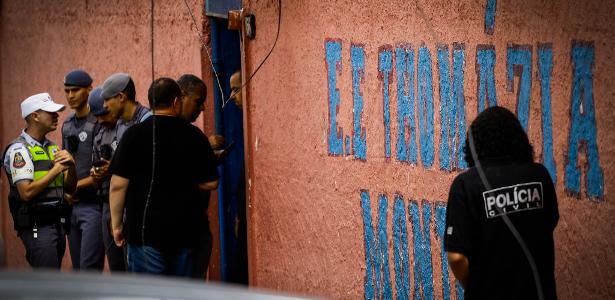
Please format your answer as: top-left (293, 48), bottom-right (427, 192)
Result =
top-left (464, 106), bottom-right (534, 167)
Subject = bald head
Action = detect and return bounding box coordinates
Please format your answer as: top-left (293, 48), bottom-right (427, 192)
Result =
top-left (230, 71), bottom-right (242, 108)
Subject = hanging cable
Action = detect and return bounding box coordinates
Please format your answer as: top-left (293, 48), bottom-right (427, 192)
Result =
top-left (182, 0), bottom-right (226, 103)
top-left (181, 0), bottom-right (282, 108)
top-left (223, 0), bottom-right (282, 108)
top-left (141, 0), bottom-right (157, 271)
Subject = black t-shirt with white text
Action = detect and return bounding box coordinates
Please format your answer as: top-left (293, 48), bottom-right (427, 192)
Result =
top-left (445, 159), bottom-right (558, 300)
top-left (110, 115), bottom-right (218, 251)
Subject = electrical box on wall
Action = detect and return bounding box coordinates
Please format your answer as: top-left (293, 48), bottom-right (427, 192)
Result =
top-left (206, 0), bottom-right (241, 18)
top-left (245, 14), bottom-right (256, 39)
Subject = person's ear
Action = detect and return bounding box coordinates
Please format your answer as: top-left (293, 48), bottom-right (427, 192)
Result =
top-left (174, 97), bottom-right (183, 111)
top-left (31, 111), bottom-right (40, 122)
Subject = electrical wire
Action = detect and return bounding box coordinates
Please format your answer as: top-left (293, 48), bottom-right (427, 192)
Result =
top-left (140, 0), bottom-right (157, 271)
top-left (182, 0), bottom-right (226, 104)
top-left (223, 0), bottom-right (282, 108)
top-left (181, 0), bottom-right (282, 109)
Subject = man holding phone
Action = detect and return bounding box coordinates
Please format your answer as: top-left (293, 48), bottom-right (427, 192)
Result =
top-left (89, 87), bottom-right (125, 271)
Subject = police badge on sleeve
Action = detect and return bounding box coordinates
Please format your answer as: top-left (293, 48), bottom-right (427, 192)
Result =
top-left (483, 182), bottom-right (543, 219)
top-left (12, 152), bottom-right (26, 168)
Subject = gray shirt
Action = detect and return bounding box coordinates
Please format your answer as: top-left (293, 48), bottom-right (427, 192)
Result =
top-left (116, 103), bottom-right (151, 142)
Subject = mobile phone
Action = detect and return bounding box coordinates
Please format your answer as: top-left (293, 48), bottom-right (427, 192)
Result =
top-left (92, 160), bottom-right (107, 168)
top-left (222, 141), bottom-right (235, 153)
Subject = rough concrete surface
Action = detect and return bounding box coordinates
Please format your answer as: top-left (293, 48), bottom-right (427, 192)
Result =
top-left (0, 0), bottom-right (220, 277)
top-left (242, 0), bottom-right (614, 299)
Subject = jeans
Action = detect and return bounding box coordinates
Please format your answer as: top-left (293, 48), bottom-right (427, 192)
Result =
top-left (126, 244), bottom-right (193, 277)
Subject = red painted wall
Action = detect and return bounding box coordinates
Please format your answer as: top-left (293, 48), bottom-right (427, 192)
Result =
top-left (0, 0), bottom-right (221, 278)
top-left (241, 0), bottom-right (614, 299)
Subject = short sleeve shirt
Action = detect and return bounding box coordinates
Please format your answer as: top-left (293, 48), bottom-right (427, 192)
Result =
top-left (444, 160), bottom-right (559, 300)
top-left (3, 131), bottom-right (54, 185)
top-left (110, 115), bottom-right (218, 250)
top-left (116, 103), bottom-right (150, 142)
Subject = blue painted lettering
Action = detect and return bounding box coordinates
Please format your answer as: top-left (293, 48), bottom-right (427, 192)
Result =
top-left (352, 45), bottom-right (367, 160)
top-left (393, 195), bottom-right (411, 300)
top-left (418, 46), bottom-right (435, 167)
top-left (565, 41), bottom-right (604, 199)
top-left (361, 191), bottom-right (393, 299)
top-left (538, 44), bottom-right (557, 183)
top-left (325, 40), bottom-right (344, 156)
top-left (506, 45), bottom-right (533, 131)
top-left (379, 47), bottom-right (393, 159)
top-left (438, 43), bottom-right (467, 171)
top-left (396, 46), bottom-right (418, 164)
top-left (476, 45), bottom-right (498, 112)
top-left (410, 200), bottom-right (435, 300)
top-left (484, 0), bottom-right (497, 35)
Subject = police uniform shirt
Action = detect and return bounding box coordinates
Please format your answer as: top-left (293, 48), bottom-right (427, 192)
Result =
top-left (3, 131), bottom-right (54, 185)
top-left (444, 159), bottom-right (559, 300)
top-left (92, 125), bottom-right (118, 197)
top-left (62, 112), bottom-right (98, 201)
top-left (116, 103), bottom-right (150, 142)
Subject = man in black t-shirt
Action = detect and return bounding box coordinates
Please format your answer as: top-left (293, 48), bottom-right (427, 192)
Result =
top-left (445, 107), bottom-right (559, 300)
top-left (109, 78), bottom-right (218, 277)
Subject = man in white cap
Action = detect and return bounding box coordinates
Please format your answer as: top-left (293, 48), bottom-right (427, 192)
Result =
top-left (2, 93), bottom-right (77, 268)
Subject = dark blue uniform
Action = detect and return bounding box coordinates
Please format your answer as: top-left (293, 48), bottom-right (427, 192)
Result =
top-left (62, 112), bottom-right (104, 270)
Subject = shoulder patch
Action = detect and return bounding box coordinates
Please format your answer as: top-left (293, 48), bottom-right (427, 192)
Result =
top-left (13, 152), bottom-right (26, 168)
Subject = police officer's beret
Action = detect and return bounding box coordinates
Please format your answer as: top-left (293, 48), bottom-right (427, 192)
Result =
top-left (101, 73), bottom-right (131, 100)
top-left (88, 87), bottom-right (108, 116)
top-left (64, 69), bottom-right (93, 87)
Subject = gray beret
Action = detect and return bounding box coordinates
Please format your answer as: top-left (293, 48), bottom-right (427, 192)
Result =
top-left (101, 73), bottom-right (131, 100)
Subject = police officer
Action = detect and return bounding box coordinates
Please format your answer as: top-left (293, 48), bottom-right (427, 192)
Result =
top-left (2, 93), bottom-right (76, 268)
top-left (62, 70), bottom-right (104, 270)
top-left (445, 106), bottom-right (558, 299)
top-left (89, 87), bottom-right (125, 271)
top-left (100, 73), bottom-right (151, 141)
